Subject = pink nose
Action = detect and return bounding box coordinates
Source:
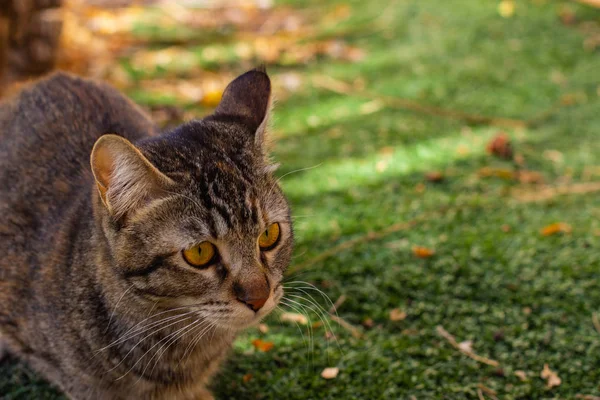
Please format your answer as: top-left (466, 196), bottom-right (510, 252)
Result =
top-left (234, 279), bottom-right (270, 312)
top-left (241, 296), bottom-right (268, 312)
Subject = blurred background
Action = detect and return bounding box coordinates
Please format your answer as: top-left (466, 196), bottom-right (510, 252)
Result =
top-left (1, 0), bottom-right (600, 399)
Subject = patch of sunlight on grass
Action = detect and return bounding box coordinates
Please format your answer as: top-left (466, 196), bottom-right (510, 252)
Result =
top-left (281, 127), bottom-right (506, 199)
top-left (275, 96), bottom-right (376, 137)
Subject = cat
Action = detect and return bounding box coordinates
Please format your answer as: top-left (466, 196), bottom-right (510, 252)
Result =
top-left (0, 68), bottom-right (293, 399)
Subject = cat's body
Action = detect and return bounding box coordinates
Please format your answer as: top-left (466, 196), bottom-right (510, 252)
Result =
top-left (0, 70), bottom-right (292, 399)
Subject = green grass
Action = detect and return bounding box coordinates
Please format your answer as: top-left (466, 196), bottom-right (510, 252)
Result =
top-left (2, 0), bottom-right (600, 399)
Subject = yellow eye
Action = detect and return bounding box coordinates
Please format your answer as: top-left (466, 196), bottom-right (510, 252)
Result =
top-left (182, 241), bottom-right (217, 268)
top-left (259, 222), bottom-right (281, 250)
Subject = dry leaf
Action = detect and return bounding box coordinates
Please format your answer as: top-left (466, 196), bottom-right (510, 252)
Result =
top-left (515, 370), bottom-right (528, 382)
top-left (540, 222), bottom-right (572, 236)
top-left (458, 340), bottom-right (473, 353)
top-left (251, 339), bottom-right (274, 352)
top-left (362, 318), bottom-right (375, 328)
top-left (412, 246), bottom-right (435, 258)
top-left (389, 308), bottom-right (407, 321)
top-left (425, 171), bottom-right (444, 183)
top-left (486, 132), bottom-right (513, 160)
top-left (518, 170), bottom-right (544, 184)
top-left (541, 364), bottom-right (561, 388)
top-left (321, 367), bottom-right (339, 379)
top-left (478, 167), bottom-right (515, 180)
top-left (243, 373), bottom-right (253, 383)
top-left (201, 90), bottom-right (223, 107)
top-left (280, 312), bottom-right (308, 325)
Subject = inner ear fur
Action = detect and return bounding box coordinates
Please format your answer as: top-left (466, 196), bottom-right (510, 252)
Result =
top-left (90, 134), bottom-right (173, 218)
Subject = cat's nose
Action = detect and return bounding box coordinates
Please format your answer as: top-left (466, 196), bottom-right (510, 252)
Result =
top-left (242, 296), bottom-right (268, 312)
top-left (234, 279), bottom-right (270, 312)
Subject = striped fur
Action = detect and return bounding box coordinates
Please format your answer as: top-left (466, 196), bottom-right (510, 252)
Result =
top-left (0, 69), bottom-right (293, 399)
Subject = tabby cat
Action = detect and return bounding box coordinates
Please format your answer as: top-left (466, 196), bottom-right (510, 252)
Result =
top-left (0, 68), bottom-right (293, 399)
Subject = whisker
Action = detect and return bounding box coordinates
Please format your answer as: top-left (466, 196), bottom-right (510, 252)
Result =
top-left (282, 296), bottom-right (335, 362)
top-left (285, 294), bottom-right (344, 357)
top-left (276, 163), bottom-right (323, 184)
top-left (179, 320), bottom-right (218, 365)
top-left (283, 281), bottom-right (340, 319)
top-left (119, 318), bottom-right (199, 382)
top-left (145, 319), bottom-right (205, 379)
top-left (279, 298), bottom-right (315, 368)
top-left (108, 314), bottom-right (196, 376)
top-left (96, 309), bottom-right (197, 353)
top-left (275, 305), bottom-right (309, 368)
top-left (104, 284), bottom-right (135, 334)
top-left (266, 163), bottom-right (323, 200)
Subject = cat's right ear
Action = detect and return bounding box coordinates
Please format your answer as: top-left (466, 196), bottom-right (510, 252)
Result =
top-left (90, 134), bottom-right (173, 218)
top-left (213, 68), bottom-right (272, 148)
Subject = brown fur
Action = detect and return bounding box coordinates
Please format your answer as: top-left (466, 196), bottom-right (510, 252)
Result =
top-left (0, 70), bottom-right (293, 399)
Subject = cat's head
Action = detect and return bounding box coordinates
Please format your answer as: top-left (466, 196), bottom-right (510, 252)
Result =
top-left (90, 69), bottom-right (292, 330)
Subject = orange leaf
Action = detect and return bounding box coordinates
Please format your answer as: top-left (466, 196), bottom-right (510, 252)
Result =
top-left (201, 90), bottom-right (223, 107)
top-left (413, 246), bottom-right (435, 258)
top-left (486, 132), bottom-right (513, 160)
top-left (251, 339), bottom-right (274, 352)
top-left (389, 308), bottom-right (407, 321)
top-left (540, 223), bottom-right (572, 236)
top-left (243, 373), bottom-right (253, 383)
top-left (425, 171), bottom-right (444, 183)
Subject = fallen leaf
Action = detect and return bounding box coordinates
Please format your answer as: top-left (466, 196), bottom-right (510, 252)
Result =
top-left (515, 370), bottom-right (528, 382)
top-left (243, 373), bottom-right (253, 383)
top-left (425, 171), bottom-right (444, 183)
top-left (412, 246), bottom-right (435, 258)
top-left (324, 331), bottom-right (336, 340)
top-left (486, 132), bottom-right (513, 160)
top-left (541, 364), bottom-right (561, 388)
top-left (543, 149), bottom-right (563, 164)
top-left (501, 225), bottom-right (511, 233)
top-left (478, 167), bottom-right (515, 180)
top-left (458, 340), bottom-right (473, 353)
top-left (540, 222), bottom-right (572, 236)
top-left (201, 89), bottom-right (223, 107)
top-left (389, 308), bottom-right (407, 321)
top-left (518, 170), bottom-right (544, 184)
top-left (258, 323), bottom-right (269, 333)
top-left (362, 318), bottom-right (375, 328)
top-left (280, 312), bottom-right (308, 325)
top-left (251, 339), bottom-right (274, 352)
top-left (558, 6), bottom-right (577, 25)
top-left (321, 367), bottom-right (339, 379)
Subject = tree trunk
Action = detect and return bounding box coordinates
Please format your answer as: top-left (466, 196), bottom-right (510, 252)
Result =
top-left (0, 0), bottom-right (63, 92)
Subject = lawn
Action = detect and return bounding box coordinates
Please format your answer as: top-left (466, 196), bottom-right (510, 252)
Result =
top-left (2, 0), bottom-right (600, 399)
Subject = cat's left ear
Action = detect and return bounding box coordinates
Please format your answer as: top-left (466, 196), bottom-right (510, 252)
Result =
top-left (90, 134), bottom-right (174, 219)
top-left (213, 67), bottom-right (272, 148)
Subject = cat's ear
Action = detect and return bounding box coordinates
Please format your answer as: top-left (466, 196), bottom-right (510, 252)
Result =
top-left (90, 134), bottom-right (173, 218)
top-left (213, 67), bottom-right (272, 148)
